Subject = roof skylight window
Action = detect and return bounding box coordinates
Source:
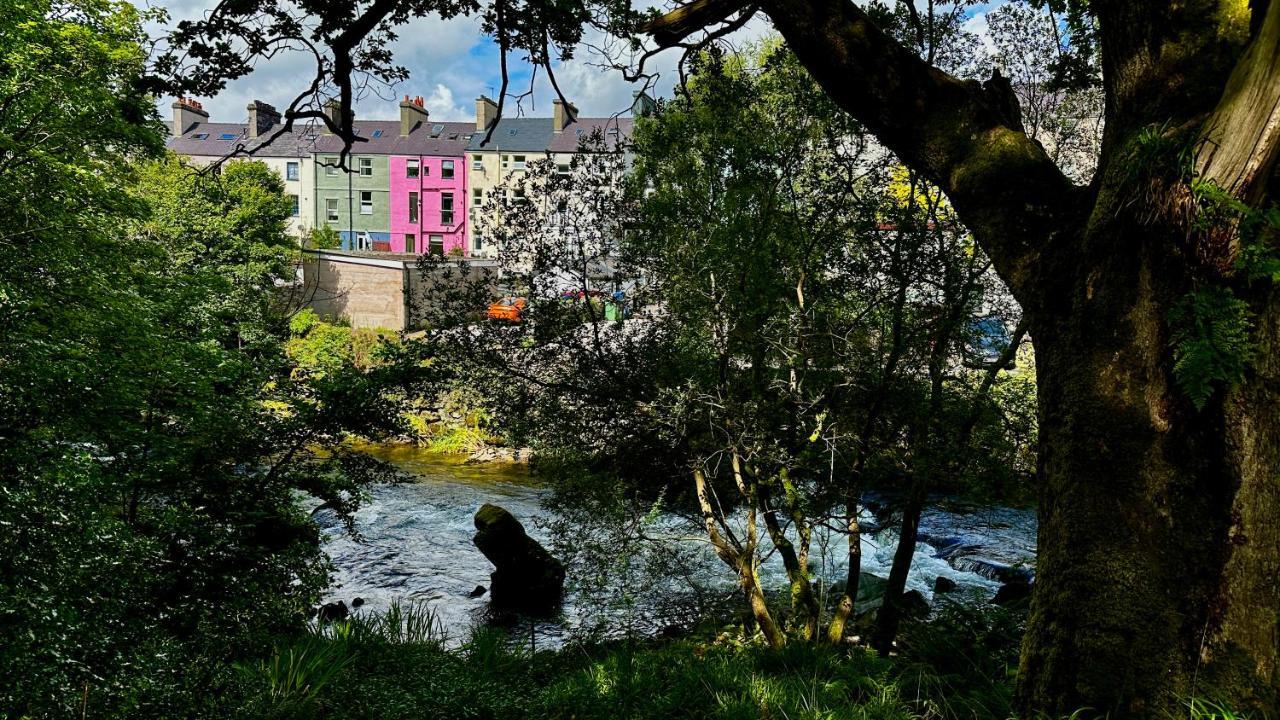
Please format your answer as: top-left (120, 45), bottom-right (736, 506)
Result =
top-left (192, 133), bottom-right (209, 140)
top-left (372, 129), bottom-right (383, 138)
top-left (431, 124), bottom-right (444, 137)
top-left (219, 133), bottom-right (237, 140)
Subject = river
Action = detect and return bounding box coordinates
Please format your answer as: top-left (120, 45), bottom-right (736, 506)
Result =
top-left (315, 444), bottom-right (1037, 645)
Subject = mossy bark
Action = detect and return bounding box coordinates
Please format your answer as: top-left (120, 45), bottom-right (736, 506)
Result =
top-left (1014, 182), bottom-right (1280, 714)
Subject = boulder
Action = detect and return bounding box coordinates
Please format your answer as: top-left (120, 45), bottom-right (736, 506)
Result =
top-left (318, 600), bottom-right (348, 622)
top-left (351, 597), bottom-right (365, 609)
top-left (992, 579), bottom-right (1032, 607)
top-left (900, 589), bottom-right (930, 618)
top-left (934, 576), bottom-right (958, 593)
top-left (472, 503), bottom-right (565, 613)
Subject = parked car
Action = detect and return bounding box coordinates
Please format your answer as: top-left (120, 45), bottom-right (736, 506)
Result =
top-left (487, 297), bottom-right (527, 323)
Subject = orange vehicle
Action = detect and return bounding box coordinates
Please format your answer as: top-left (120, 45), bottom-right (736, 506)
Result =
top-left (486, 297), bottom-right (527, 323)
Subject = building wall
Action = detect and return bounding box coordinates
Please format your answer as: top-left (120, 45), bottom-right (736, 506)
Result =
top-left (260, 155), bottom-right (312, 237)
top-left (466, 149), bottom-right (538, 257)
top-left (313, 152), bottom-right (391, 250)
top-left (388, 154), bottom-right (468, 255)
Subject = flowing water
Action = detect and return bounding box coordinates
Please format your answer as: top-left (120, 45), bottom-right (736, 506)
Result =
top-left (316, 444), bottom-right (1037, 645)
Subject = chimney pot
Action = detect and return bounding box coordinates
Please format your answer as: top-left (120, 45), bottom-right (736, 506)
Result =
top-left (399, 94), bottom-right (429, 136)
top-left (172, 97), bottom-right (210, 137)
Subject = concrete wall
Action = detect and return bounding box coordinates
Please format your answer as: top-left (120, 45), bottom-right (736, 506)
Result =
top-left (303, 252), bottom-right (407, 330)
top-left (303, 250), bottom-right (498, 330)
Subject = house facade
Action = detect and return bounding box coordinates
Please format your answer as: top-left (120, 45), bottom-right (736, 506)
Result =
top-left (465, 97), bottom-right (634, 257)
top-left (167, 94), bottom-right (640, 260)
top-left (386, 97), bottom-right (472, 254)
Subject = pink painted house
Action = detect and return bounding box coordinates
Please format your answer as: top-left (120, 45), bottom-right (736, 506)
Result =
top-left (371, 96), bottom-right (474, 254)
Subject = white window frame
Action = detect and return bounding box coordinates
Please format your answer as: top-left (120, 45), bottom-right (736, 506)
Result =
top-left (472, 187), bottom-right (483, 207)
top-left (513, 155), bottom-right (527, 171)
top-left (441, 159), bottom-right (455, 178)
top-left (472, 154), bottom-right (483, 170)
top-left (501, 154), bottom-right (509, 170)
top-left (290, 194), bottom-right (300, 217)
top-left (359, 191), bottom-right (373, 215)
top-left (324, 157), bottom-right (338, 176)
top-left (358, 157), bottom-right (373, 177)
top-left (406, 159), bottom-right (420, 178)
top-left (286, 161), bottom-right (300, 181)
top-left (408, 191), bottom-right (419, 224)
top-left (325, 198), bottom-right (339, 222)
top-left (428, 234), bottom-right (444, 255)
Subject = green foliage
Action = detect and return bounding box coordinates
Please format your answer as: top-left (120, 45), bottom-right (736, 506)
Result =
top-left (237, 637), bottom-right (352, 716)
top-left (286, 308), bottom-right (398, 376)
top-left (1191, 177), bottom-right (1280, 283)
top-left (403, 386), bottom-right (499, 454)
top-left (225, 605), bottom-right (1027, 720)
top-left (306, 224), bottom-right (342, 250)
top-left (1169, 287), bottom-right (1255, 409)
top-left (0, 5), bottom-right (407, 714)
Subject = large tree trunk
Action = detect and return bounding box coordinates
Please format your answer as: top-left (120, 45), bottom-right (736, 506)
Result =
top-left (1015, 205), bottom-right (1280, 714)
top-left (650, 0), bottom-right (1280, 710)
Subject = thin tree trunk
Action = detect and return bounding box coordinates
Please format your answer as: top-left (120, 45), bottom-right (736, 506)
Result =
top-left (825, 507), bottom-right (861, 643)
top-left (693, 465), bottom-right (787, 649)
top-left (758, 475), bottom-right (820, 641)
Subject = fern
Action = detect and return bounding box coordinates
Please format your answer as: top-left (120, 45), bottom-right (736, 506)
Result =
top-left (1168, 287), bottom-right (1255, 409)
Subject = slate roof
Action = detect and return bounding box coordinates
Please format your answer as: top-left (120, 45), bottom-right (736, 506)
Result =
top-left (167, 116), bottom-right (632, 158)
top-left (548, 117), bottom-right (634, 153)
top-left (167, 119), bottom-right (477, 159)
top-left (466, 116), bottom-right (633, 153)
top-left (167, 122), bottom-right (324, 158)
top-left (312, 120), bottom-right (477, 157)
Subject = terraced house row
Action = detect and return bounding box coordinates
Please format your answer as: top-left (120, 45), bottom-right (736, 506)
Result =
top-left (167, 94), bottom-right (640, 257)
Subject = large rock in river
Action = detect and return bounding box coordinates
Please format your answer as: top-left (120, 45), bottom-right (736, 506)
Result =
top-left (472, 503), bottom-right (565, 614)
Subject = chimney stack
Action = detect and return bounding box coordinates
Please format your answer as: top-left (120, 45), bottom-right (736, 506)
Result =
top-left (171, 97), bottom-right (208, 137)
top-left (475, 95), bottom-right (498, 131)
top-left (553, 99), bottom-right (578, 132)
top-left (246, 100), bottom-right (281, 138)
top-left (322, 99), bottom-right (348, 134)
top-left (631, 90), bottom-right (657, 118)
top-left (399, 94), bottom-right (429, 137)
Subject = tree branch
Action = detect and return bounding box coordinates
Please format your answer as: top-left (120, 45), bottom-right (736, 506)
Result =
top-left (646, 0), bottom-right (1086, 310)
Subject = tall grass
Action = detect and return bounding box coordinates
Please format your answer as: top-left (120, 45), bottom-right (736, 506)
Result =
top-left (230, 602), bottom-right (1047, 720)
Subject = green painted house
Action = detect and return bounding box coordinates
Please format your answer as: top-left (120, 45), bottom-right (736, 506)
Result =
top-left (313, 149), bottom-right (391, 251)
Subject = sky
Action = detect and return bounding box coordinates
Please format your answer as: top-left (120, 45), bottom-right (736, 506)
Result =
top-left (141, 1), bottom-right (999, 127)
top-left (142, 0), bottom-right (696, 125)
